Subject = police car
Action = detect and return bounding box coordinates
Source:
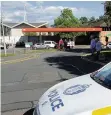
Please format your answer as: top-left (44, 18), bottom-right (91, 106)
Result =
top-left (33, 62), bottom-right (111, 115)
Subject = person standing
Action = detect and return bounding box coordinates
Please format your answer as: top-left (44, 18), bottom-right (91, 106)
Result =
top-left (96, 39), bottom-right (102, 60)
top-left (59, 38), bottom-right (64, 50)
top-left (105, 36), bottom-right (109, 46)
top-left (71, 39), bottom-right (75, 49)
top-left (90, 37), bottom-right (96, 56)
top-left (64, 39), bottom-right (68, 50)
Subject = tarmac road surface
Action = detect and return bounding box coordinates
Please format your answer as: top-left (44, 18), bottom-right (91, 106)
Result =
top-left (1, 51), bottom-right (103, 115)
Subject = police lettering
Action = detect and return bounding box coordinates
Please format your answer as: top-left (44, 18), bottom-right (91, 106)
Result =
top-left (48, 90), bottom-right (64, 112)
top-left (51, 99), bottom-right (64, 111)
top-left (48, 90), bottom-right (58, 98)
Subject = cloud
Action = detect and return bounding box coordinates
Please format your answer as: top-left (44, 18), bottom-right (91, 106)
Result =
top-left (2, 1), bottom-right (33, 22)
top-left (1, 1), bottom-right (99, 24)
top-left (2, 1), bottom-right (33, 9)
top-left (3, 17), bottom-right (13, 22)
top-left (33, 6), bottom-right (97, 23)
top-left (42, 6), bottom-right (78, 16)
top-left (14, 11), bottom-right (22, 16)
top-left (44, 6), bottom-right (63, 13)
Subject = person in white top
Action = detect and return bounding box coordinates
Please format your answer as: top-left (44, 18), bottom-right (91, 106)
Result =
top-left (70, 40), bottom-right (75, 49)
top-left (96, 38), bottom-right (102, 60)
top-left (67, 40), bottom-right (71, 50)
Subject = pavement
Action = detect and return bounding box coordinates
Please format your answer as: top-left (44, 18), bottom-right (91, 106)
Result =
top-left (1, 47), bottom-right (26, 54)
top-left (74, 45), bottom-right (90, 49)
top-left (1, 47), bottom-right (104, 115)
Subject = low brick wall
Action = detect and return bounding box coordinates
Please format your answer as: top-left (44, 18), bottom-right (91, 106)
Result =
top-left (99, 31), bottom-right (111, 45)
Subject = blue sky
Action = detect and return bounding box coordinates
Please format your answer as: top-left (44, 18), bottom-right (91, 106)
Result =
top-left (1, 1), bottom-right (104, 25)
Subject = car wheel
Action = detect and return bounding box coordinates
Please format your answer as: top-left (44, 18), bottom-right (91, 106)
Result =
top-left (46, 45), bottom-right (50, 49)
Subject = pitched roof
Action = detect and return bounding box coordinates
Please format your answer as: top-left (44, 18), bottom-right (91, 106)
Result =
top-left (3, 22), bottom-right (17, 28)
top-left (3, 21), bottom-right (48, 28)
top-left (30, 22), bottom-right (48, 27)
top-left (12, 22), bottom-right (37, 28)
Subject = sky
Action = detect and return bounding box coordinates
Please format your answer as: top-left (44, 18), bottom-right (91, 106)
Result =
top-left (1, 1), bottom-right (104, 25)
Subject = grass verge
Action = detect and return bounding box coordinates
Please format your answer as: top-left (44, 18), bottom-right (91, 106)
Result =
top-left (82, 50), bottom-right (111, 57)
top-left (82, 50), bottom-right (111, 63)
top-left (0, 53), bottom-right (15, 57)
top-left (100, 50), bottom-right (111, 56)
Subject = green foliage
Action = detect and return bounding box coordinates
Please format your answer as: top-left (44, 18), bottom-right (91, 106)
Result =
top-left (89, 16), bottom-right (95, 23)
top-left (79, 15), bottom-right (106, 27)
top-left (24, 32), bottom-right (37, 36)
top-left (95, 16), bottom-right (104, 22)
top-left (104, 1), bottom-right (111, 26)
top-left (80, 17), bottom-right (88, 24)
top-left (54, 8), bottom-right (84, 39)
top-left (99, 16), bottom-right (104, 20)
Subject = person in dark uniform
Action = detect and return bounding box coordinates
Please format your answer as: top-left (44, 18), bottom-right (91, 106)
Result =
top-left (64, 39), bottom-right (68, 50)
top-left (105, 36), bottom-right (108, 46)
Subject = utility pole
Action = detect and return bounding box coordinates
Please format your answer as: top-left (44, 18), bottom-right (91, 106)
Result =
top-left (24, 2), bottom-right (27, 22)
top-left (1, 1), bottom-right (7, 56)
top-left (37, 2), bottom-right (43, 44)
top-left (13, 37), bottom-right (15, 54)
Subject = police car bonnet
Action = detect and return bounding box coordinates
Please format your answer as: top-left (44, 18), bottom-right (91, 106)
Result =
top-left (37, 74), bottom-right (111, 115)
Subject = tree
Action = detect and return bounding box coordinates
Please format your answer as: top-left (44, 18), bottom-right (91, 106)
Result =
top-left (89, 16), bottom-right (95, 23)
top-left (104, 1), bottom-right (111, 26)
top-left (54, 8), bottom-right (83, 39)
top-left (99, 15), bottom-right (104, 20)
top-left (79, 17), bottom-right (88, 24)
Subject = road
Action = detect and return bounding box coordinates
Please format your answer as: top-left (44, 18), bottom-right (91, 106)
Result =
top-left (1, 50), bottom-right (103, 115)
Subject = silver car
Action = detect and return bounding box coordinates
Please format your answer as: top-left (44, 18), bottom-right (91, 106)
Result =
top-left (33, 43), bottom-right (46, 49)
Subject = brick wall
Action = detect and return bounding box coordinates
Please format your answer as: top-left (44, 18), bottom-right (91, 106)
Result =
top-left (99, 31), bottom-right (111, 45)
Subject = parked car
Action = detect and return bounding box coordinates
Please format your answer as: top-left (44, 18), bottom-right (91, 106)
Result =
top-left (101, 42), bottom-right (111, 50)
top-left (33, 62), bottom-right (111, 115)
top-left (16, 42), bottom-right (25, 48)
top-left (44, 41), bottom-right (56, 49)
top-left (33, 43), bottom-right (46, 49)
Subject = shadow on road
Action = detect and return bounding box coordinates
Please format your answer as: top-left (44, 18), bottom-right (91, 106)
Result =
top-left (23, 108), bottom-right (34, 115)
top-left (44, 55), bottom-right (103, 76)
